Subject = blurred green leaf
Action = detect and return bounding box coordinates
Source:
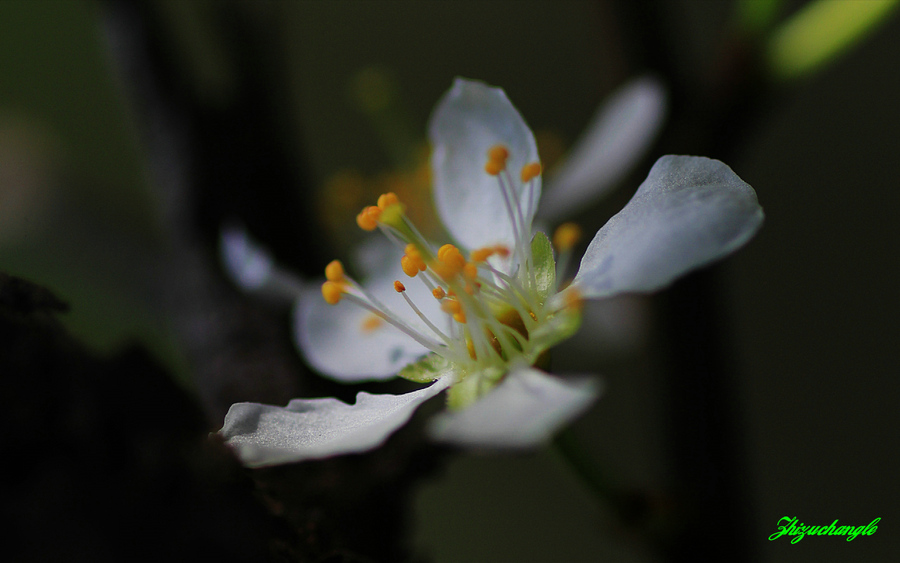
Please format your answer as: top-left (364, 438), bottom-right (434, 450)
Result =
top-left (767, 0), bottom-right (900, 80)
top-left (737, 0), bottom-right (783, 35)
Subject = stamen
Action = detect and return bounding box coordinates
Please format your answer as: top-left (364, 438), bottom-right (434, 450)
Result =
top-left (488, 145), bottom-right (509, 162)
top-left (553, 223), bottom-right (582, 286)
top-left (360, 314), bottom-right (383, 332)
top-left (432, 287), bottom-right (446, 300)
top-left (394, 280), bottom-right (406, 292)
top-left (470, 247), bottom-right (495, 263)
top-left (553, 222), bottom-right (582, 251)
top-left (484, 144), bottom-right (509, 176)
top-left (325, 260), bottom-right (345, 282)
top-left (399, 289), bottom-right (452, 344)
top-left (401, 255), bottom-right (419, 278)
top-left (322, 281), bottom-right (344, 304)
top-left (341, 292), bottom-right (444, 353)
top-left (485, 160), bottom-right (504, 176)
top-left (377, 192), bottom-right (399, 210)
top-left (520, 162), bottom-right (542, 183)
top-left (356, 206), bottom-right (382, 231)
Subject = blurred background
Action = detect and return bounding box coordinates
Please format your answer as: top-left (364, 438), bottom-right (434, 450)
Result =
top-left (2, 0), bottom-right (898, 561)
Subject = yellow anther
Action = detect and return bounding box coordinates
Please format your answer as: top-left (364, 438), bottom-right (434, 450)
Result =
top-left (401, 255), bottom-right (419, 278)
top-left (488, 144), bottom-right (510, 163)
top-left (453, 311), bottom-right (467, 324)
top-left (553, 222), bottom-right (582, 252)
top-left (324, 259), bottom-right (345, 282)
top-left (470, 247), bottom-right (495, 262)
top-left (441, 299), bottom-right (462, 315)
top-left (437, 244), bottom-right (453, 261)
top-left (403, 244), bottom-right (427, 272)
top-left (377, 192), bottom-right (400, 210)
top-left (394, 280), bottom-right (406, 293)
top-left (356, 205), bottom-right (382, 231)
top-left (463, 262), bottom-right (478, 280)
top-left (322, 281), bottom-right (344, 305)
top-left (520, 162), bottom-right (542, 183)
top-left (437, 244), bottom-right (465, 271)
top-left (430, 260), bottom-right (457, 280)
top-left (432, 287), bottom-right (446, 300)
top-left (360, 314), bottom-right (383, 333)
top-left (484, 159), bottom-right (504, 176)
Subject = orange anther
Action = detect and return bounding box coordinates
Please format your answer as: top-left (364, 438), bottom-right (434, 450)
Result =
top-left (356, 205), bottom-right (382, 231)
top-left (394, 280), bottom-right (406, 293)
top-left (494, 245), bottom-right (511, 258)
top-left (520, 162), bottom-right (542, 183)
top-left (437, 244), bottom-right (465, 271)
top-left (553, 222), bottom-right (582, 252)
top-left (377, 192), bottom-right (399, 210)
top-left (325, 260), bottom-right (344, 282)
top-left (453, 311), bottom-right (467, 323)
top-left (470, 247), bottom-right (494, 262)
top-left (463, 262), bottom-right (478, 280)
top-left (432, 287), bottom-right (446, 300)
top-left (360, 314), bottom-right (383, 332)
top-left (441, 299), bottom-right (462, 315)
top-left (322, 281), bottom-right (344, 305)
top-left (488, 144), bottom-right (510, 163)
top-left (484, 159), bottom-right (504, 176)
top-left (401, 255), bottom-right (419, 278)
top-left (437, 244), bottom-right (453, 261)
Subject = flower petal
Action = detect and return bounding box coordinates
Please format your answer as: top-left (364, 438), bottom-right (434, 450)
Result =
top-left (428, 367), bottom-right (601, 448)
top-left (296, 251), bottom-right (446, 382)
top-left (539, 76), bottom-right (667, 222)
top-left (219, 224), bottom-right (304, 302)
top-left (572, 155), bottom-right (764, 298)
top-left (220, 224), bottom-right (273, 290)
top-left (429, 78), bottom-right (541, 252)
top-left (220, 378), bottom-right (453, 467)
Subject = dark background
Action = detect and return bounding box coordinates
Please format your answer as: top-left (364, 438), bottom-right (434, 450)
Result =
top-left (1, 1), bottom-right (897, 561)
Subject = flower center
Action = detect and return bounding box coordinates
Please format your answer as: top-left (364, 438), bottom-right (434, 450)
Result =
top-left (321, 145), bottom-right (583, 399)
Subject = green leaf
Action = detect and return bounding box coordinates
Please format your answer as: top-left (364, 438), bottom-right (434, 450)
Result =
top-left (767, 0), bottom-right (900, 80)
top-left (531, 231), bottom-right (556, 302)
top-left (736, 0), bottom-right (782, 35)
top-left (398, 353), bottom-right (456, 383)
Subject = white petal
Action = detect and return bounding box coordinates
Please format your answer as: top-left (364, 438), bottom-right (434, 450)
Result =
top-left (429, 78), bottom-right (541, 252)
top-left (219, 224), bottom-right (304, 302)
top-left (572, 155), bottom-right (764, 298)
top-left (220, 377), bottom-right (452, 467)
top-left (220, 225), bottom-right (274, 290)
top-left (428, 367), bottom-right (601, 449)
top-left (296, 254), bottom-right (446, 382)
top-left (539, 76), bottom-right (667, 222)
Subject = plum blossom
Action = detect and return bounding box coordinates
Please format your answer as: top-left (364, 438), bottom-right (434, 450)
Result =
top-left (220, 79), bottom-right (762, 467)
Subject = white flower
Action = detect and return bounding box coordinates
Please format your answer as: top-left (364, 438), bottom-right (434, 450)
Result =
top-left (220, 79), bottom-right (763, 467)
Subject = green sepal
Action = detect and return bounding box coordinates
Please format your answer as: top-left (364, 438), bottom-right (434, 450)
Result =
top-left (398, 353), bottom-right (456, 383)
top-left (528, 298), bottom-right (582, 360)
top-left (530, 231), bottom-right (556, 303)
top-left (446, 366), bottom-right (505, 411)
